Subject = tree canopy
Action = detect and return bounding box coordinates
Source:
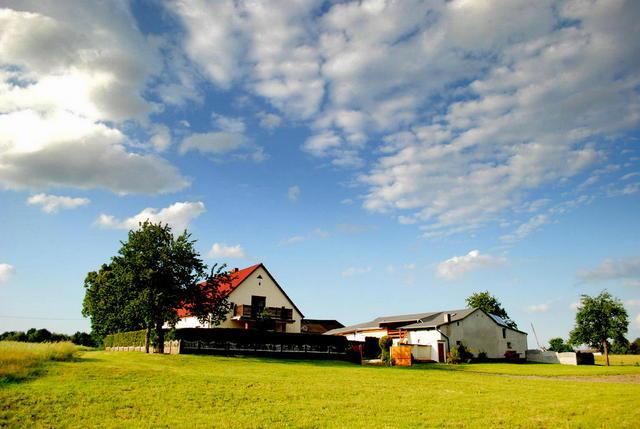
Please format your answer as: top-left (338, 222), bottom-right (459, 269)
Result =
top-left (465, 291), bottom-right (517, 328)
top-left (569, 290), bottom-right (628, 366)
top-left (547, 337), bottom-right (572, 352)
top-left (83, 221), bottom-right (231, 352)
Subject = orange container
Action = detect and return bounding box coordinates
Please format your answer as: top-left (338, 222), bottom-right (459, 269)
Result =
top-left (391, 345), bottom-right (412, 366)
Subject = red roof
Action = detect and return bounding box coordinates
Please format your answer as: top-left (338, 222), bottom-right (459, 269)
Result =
top-left (215, 263), bottom-right (261, 296)
top-left (176, 263), bottom-right (261, 318)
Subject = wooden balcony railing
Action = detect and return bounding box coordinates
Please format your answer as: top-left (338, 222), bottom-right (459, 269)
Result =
top-left (234, 305), bottom-right (293, 321)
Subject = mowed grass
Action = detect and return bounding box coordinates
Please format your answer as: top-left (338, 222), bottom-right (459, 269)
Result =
top-left (2, 351), bottom-right (640, 428)
top-left (0, 341), bottom-right (77, 383)
top-left (595, 354), bottom-right (640, 366)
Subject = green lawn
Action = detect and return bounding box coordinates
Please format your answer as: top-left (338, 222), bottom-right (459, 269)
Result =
top-left (2, 350), bottom-right (639, 428)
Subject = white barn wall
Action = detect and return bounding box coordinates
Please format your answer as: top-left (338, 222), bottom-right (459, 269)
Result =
top-left (440, 310), bottom-right (527, 359)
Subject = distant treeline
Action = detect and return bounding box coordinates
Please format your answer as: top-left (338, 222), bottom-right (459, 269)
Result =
top-left (0, 328), bottom-right (97, 347)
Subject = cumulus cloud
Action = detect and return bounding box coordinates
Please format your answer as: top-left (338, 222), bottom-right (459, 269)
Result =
top-left (287, 185), bottom-right (300, 201)
top-left (436, 250), bottom-right (505, 281)
top-left (169, 0), bottom-right (640, 238)
top-left (0, 263), bottom-right (15, 283)
top-left (27, 193), bottom-right (89, 213)
top-left (0, 4), bottom-right (187, 194)
top-left (577, 256), bottom-right (640, 285)
top-left (636, 314), bottom-right (640, 329)
top-left (208, 243), bottom-right (247, 259)
top-left (341, 266), bottom-right (372, 277)
top-left (96, 201), bottom-right (206, 233)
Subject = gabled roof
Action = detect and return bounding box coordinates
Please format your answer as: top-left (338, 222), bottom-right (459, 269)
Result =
top-left (177, 263), bottom-right (304, 318)
top-left (324, 308), bottom-right (525, 336)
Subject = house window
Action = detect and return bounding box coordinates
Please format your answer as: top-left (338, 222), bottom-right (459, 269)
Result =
top-left (507, 342), bottom-right (512, 349)
top-left (502, 328), bottom-right (506, 339)
top-left (456, 322), bottom-right (459, 326)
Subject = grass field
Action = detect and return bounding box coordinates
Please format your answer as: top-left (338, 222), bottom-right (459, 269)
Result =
top-left (0, 341), bottom-right (77, 383)
top-left (1, 349), bottom-right (639, 428)
top-left (595, 354), bottom-right (640, 366)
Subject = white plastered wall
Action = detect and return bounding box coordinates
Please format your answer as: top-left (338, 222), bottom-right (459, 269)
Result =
top-left (174, 265), bottom-right (303, 333)
top-left (439, 309), bottom-right (527, 359)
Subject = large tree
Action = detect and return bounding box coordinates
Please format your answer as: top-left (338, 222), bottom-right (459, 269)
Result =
top-left (82, 262), bottom-right (146, 340)
top-left (83, 221), bottom-right (231, 353)
top-left (465, 291), bottom-right (517, 329)
top-left (569, 290), bottom-right (628, 366)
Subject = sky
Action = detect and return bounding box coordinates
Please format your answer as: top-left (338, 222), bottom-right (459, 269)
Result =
top-left (0, 0), bottom-right (639, 347)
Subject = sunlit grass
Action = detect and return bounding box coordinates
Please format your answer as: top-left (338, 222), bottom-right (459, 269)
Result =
top-left (1, 351), bottom-right (639, 428)
top-left (595, 354), bottom-right (640, 366)
top-left (0, 341), bottom-right (77, 383)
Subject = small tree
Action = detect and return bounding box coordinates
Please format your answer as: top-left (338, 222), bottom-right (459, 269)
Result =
top-left (465, 291), bottom-right (517, 328)
top-left (569, 291), bottom-right (628, 366)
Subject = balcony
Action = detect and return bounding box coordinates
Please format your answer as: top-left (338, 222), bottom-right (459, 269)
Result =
top-left (233, 304), bottom-right (294, 322)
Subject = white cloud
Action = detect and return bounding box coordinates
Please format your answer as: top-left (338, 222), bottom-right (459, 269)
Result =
top-left (279, 235), bottom-right (306, 246)
top-left (257, 111), bottom-right (282, 130)
top-left (0, 4), bottom-right (187, 194)
top-left (342, 266), bottom-right (372, 277)
top-left (180, 113), bottom-right (265, 162)
top-left (570, 302), bottom-right (582, 311)
top-left (577, 256), bottom-right (640, 284)
top-left (181, 132), bottom-right (248, 155)
top-left (27, 193), bottom-right (89, 213)
top-left (168, 0), bottom-right (640, 238)
top-left (208, 243), bottom-right (247, 259)
top-left (500, 214), bottom-right (550, 243)
top-left (436, 250), bottom-right (505, 281)
top-left (0, 263), bottom-right (15, 283)
top-left (288, 185), bottom-right (300, 201)
top-left (636, 314), bottom-right (640, 329)
top-left (96, 201), bottom-right (206, 233)
top-left (526, 303), bottom-right (550, 313)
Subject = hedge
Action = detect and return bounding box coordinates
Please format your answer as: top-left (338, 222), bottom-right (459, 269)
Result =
top-left (103, 329), bottom-right (147, 348)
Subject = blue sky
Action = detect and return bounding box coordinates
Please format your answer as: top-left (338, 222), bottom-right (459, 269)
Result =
top-left (0, 0), bottom-right (639, 346)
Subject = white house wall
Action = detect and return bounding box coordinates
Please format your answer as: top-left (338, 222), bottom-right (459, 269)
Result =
top-left (439, 310), bottom-right (527, 359)
top-left (173, 265), bottom-right (302, 333)
top-left (225, 265), bottom-right (302, 333)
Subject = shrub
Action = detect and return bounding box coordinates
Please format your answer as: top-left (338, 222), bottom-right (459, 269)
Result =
top-left (379, 336), bottom-right (392, 365)
top-left (476, 351), bottom-right (488, 362)
top-left (447, 346), bottom-right (462, 364)
top-left (363, 337), bottom-right (382, 359)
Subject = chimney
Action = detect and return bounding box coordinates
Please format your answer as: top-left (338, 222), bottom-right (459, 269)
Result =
top-left (444, 313), bottom-right (451, 323)
top-left (233, 268), bottom-right (239, 273)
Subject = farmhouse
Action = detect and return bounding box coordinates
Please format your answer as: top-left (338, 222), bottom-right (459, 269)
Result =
top-left (174, 263), bottom-right (304, 333)
top-left (325, 308), bottom-right (527, 361)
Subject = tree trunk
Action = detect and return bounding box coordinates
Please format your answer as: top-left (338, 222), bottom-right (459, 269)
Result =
top-left (603, 340), bottom-right (610, 366)
top-left (144, 325), bottom-right (151, 354)
top-left (156, 321), bottom-right (164, 354)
